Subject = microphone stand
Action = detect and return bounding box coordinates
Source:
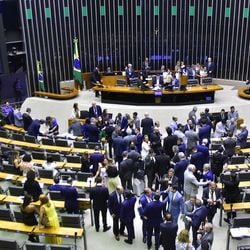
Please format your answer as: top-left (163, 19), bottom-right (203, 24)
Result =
top-left (74, 232), bottom-right (77, 250)
top-left (226, 203), bottom-right (233, 250)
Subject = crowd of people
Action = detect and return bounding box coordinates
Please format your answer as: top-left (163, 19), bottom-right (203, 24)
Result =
top-left (0, 97), bottom-right (249, 249)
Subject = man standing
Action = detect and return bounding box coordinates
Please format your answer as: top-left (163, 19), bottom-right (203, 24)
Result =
top-left (167, 185), bottom-right (184, 224)
top-left (90, 177), bottom-right (111, 232)
top-left (183, 196), bottom-right (196, 231)
top-left (108, 185), bottom-right (126, 241)
top-left (120, 190), bottom-right (137, 245)
top-left (143, 192), bottom-right (165, 250)
top-left (141, 112), bottom-right (154, 137)
top-left (119, 151), bottom-right (133, 190)
top-left (22, 107), bottom-right (33, 131)
top-left (138, 188), bottom-right (153, 243)
top-left (197, 223), bottom-right (214, 250)
top-left (236, 124), bottom-right (248, 148)
top-left (89, 101), bottom-right (102, 118)
top-left (160, 213), bottom-right (178, 250)
top-left (202, 182), bottom-right (222, 223)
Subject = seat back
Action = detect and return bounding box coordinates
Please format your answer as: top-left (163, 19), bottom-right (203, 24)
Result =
top-left (61, 214), bottom-right (82, 228)
top-left (0, 208), bottom-right (12, 221)
top-left (48, 191), bottom-right (64, 201)
top-left (238, 172), bottom-right (250, 181)
top-left (0, 130), bottom-right (8, 138)
top-left (46, 153), bottom-right (61, 162)
top-left (8, 186), bottom-right (24, 196)
top-left (32, 151), bottom-right (46, 160)
top-left (231, 156), bottom-right (245, 165)
top-left (13, 210), bottom-right (23, 223)
top-left (38, 169), bottom-right (54, 179)
top-left (66, 155), bottom-right (81, 163)
top-left (24, 135), bottom-right (36, 143)
top-left (60, 171), bottom-right (76, 180)
top-left (77, 172), bottom-right (92, 182)
top-left (233, 217), bottom-right (250, 228)
top-left (41, 138), bottom-right (54, 146)
top-left (55, 139), bottom-right (68, 147)
top-left (12, 133), bottom-right (24, 141)
top-left (87, 142), bottom-right (101, 149)
top-left (25, 242), bottom-right (47, 250)
top-left (73, 141), bottom-right (87, 149)
top-left (80, 110), bottom-right (89, 119)
top-left (0, 237), bottom-right (19, 250)
top-left (2, 164), bottom-right (21, 175)
top-left (238, 245), bottom-right (250, 250)
top-left (50, 245), bottom-right (72, 250)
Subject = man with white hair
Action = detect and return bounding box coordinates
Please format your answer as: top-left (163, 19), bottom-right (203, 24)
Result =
top-left (183, 164), bottom-right (210, 200)
top-left (197, 222), bottom-right (214, 250)
top-left (236, 123), bottom-right (248, 148)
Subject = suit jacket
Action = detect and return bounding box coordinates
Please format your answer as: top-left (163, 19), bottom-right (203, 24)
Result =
top-left (143, 200), bottom-right (165, 226)
top-left (112, 136), bottom-right (127, 158)
top-left (85, 123), bottom-right (100, 142)
top-left (120, 196), bottom-right (136, 223)
top-left (184, 169), bottom-right (200, 196)
top-left (155, 154), bottom-right (171, 177)
top-left (167, 191), bottom-right (184, 216)
top-left (191, 205), bottom-right (208, 228)
top-left (119, 158), bottom-right (133, 180)
top-left (90, 184), bottom-right (109, 210)
top-left (22, 112), bottom-right (33, 131)
top-left (141, 117), bottom-right (154, 136)
top-left (223, 137), bottom-right (236, 157)
top-left (197, 144), bottom-right (210, 165)
top-left (61, 186), bottom-right (79, 211)
top-left (89, 105), bottom-right (102, 118)
top-left (198, 231), bottom-right (214, 250)
top-left (236, 128), bottom-right (249, 148)
top-left (163, 135), bottom-right (178, 158)
top-left (27, 119), bottom-right (42, 138)
top-left (91, 68), bottom-right (101, 83)
top-left (160, 222), bottom-right (178, 248)
top-left (108, 191), bottom-right (124, 216)
top-left (184, 200), bottom-right (196, 224)
top-left (202, 187), bottom-right (221, 209)
top-left (185, 130), bottom-right (199, 150)
top-left (174, 159), bottom-right (189, 182)
top-left (190, 151), bottom-right (204, 172)
top-left (89, 152), bottom-right (105, 175)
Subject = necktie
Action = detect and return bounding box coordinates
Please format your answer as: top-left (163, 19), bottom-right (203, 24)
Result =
top-left (211, 190), bottom-right (214, 202)
top-left (119, 194), bottom-right (122, 204)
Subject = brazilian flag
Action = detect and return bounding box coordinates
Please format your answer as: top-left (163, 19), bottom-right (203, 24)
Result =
top-left (73, 38), bottom-right (82, 90)
top-left (37, 61), bottom-right (45, 91)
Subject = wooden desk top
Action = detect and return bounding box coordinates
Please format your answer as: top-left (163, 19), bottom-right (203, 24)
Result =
top-left (217, 181), bottom-right (250, 189)
top-left (39, 144), bottom-right (73, 153)
top-left (10, 139), bottom-right (41, 149)
top-left (0, 220), bottom-right (34, 233)
top-left (0, 137), bottom-right (12, 144)
top-left (33, 225), bottom-right (84, 237)
top-left (94, 84), bottom-right (223, 95)
top-left (33, 159), bottom-right (65, 168)
top-left (227, 164), bottom-right (250, 170)
top-left (64, 162), bottom-right (81, 169)
top-left (3, 124), bottom-right (26, 133)
top-left (241, 148), bottom-right (250, 154)
top-left (223, 202), bottom-right (250, 211)
top-left (0, 194), bottom-right (6, 201)
top-left (0, 172), bottom-right (20, 181)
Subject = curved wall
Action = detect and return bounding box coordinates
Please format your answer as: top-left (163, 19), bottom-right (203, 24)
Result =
top-left (19, 0), bottom-right (250, 94)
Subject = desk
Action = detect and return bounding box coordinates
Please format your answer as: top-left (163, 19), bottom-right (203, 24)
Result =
top-left (93, 84), bottom-right (223, 105)
top-left (217, 181), bottom-right (250, 189)
top-left (102, 75), bottom-right (127, 86)
top-left (3, 124), bottom-right (26, 133)
top-left (39, 144), bottom-right (73, 153)
top-left (226, 164), bottom-right (250, 171)
top-left (0, 172), bottom-right (20, 182)
top-left (33, 159), bottom-right (65, 168)
top-left (0, 220), bottom-right (34, 233)
top-left (241, 148), bottom-right (250, 155)
top-left (223, 202), bottom-right (250, 212)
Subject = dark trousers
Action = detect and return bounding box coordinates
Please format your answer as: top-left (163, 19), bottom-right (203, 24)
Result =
top-left (147, 224), bottom-right (160, 249)
top-left (125, 221), bottom-right (135, 243)
top-left (192, 225), bottom-right (199, 248)
top-left (121, 178), bottom-right (133, 191)
top-left (207, 207), bottom-right (217, 223)
top-left (163, 244), bottom-right (176, 250)
top-left (93, 208), bottom-right (107, 231)
top-left (142, 218), bottom-right (148, 240)
top-left (147, 173), bottom-right (154, 189)
top-left (113, 215), bottom-right (125, 236)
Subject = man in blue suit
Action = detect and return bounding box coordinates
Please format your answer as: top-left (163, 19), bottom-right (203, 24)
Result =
top-left (90, 176), bottom-right (111, 232)
top-left (89, 146), bottom-right (104, 176)
top-left (27, 119), bottom-right (45, 138)
top-left (189, 199), bottom-right (208, 248)
top-left (160, 213), bottom-right (178, 250)
top-left (108, 185), bottom-right (126, 241)
top-left (143, 192), bottom-right (165, 250)
top-left (89, 101), bottom-right (102, 118)
top-left (167, 185), bottom-right (184, 224)
top-left (120, 190), bottom-right (137, 244)
top-left (198, 120), bottom-right (211, 144)
top-left (138, 188), bottom-right (153, 243)
top-left (236, 124), bottom-right (248, 148)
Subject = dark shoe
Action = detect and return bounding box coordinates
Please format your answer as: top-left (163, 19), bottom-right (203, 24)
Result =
top-left (147, 244), bottom-right (152, 249)
top-left (124, 239), bottom-right (132, 245)
top-left (103, 226), bottom-right (111, 232)
top-left (143, 237), bottom-right (146, 243)
top-left (224, 218), bottom-right (230, 224)
top-left (115, 236), bottom-right (120, 241)
top-left (96, 228), bottom-right (99, 232)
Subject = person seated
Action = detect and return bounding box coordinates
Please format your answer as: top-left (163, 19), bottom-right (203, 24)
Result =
top-left (165, 75), bottom-right (180, 90)
top-left (152, 75), bottom-right (164, 89)
top-left (104, 66), bottom-right (115, 75)
top-left (42, 155), bottom-right (58, 177)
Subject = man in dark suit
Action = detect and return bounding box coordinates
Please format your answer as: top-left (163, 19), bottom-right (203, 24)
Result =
top-left (108, 185), bottom-right (126, 241)
top-left (27, 119), bottom-right (45, 138)
top-left (89, 101), bottom-right (102, 118)
top-left (89, 146), bottom-right (104, 176)
top-left (84, 117), bottom-right (100, 142)
top-left (141, 112), bottom-right (154, 137)
top-left (190, 146), bottom-right (204, 180)
top-left (202, 182), bottom-right (222, 223)
top-left (198, 121), bottom-right (211, 144)
top-left (22, 108), bottom-right (33, 131)
top-left (163, 127), bottom-right (178, 158)
top-left (119, 151), bottom-right (133, 190)
top-left (189, 199), bottom-right (208, 249)
top-left (197, 222), bottom-right (214, 250)
top-left (236, 123), bottom-right (248, 148)
top-left (61, 177), bottom-right (79, 214)
top-left (138, 188), bottom-right (153, 243)
top-left (143, 192), bottom-right (165, 250)
top-left (120, 190), bottom-right (137, 244)
top-left (223, 132), bottom-right (236, 158)
top-left (90, 176), bottom-right (111, 232)
top-left (183, 196), bottom-right (196, 231)
top-left (160, 213), bottom-right (178, 250)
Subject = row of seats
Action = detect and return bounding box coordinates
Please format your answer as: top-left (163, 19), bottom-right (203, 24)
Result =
top-left (0, 129), bottom-right (102, 150)
top-left (221, 171), bottom-right (250, 182)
